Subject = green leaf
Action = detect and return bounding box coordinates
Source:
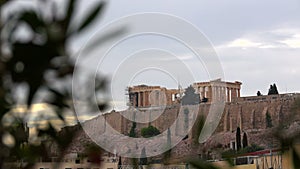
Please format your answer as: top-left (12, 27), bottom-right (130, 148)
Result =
top-left (18, 11), bottom-right (45, 33)
top-left (47, 87), bottom-right (69, 109)
top-left (76, 2), bottom-right (105, 33)
top-left (64, 0), bottom-right (76, 33)
top-left (38, 123), bottom-right (57, 139)
top-left (10, 42), bottom-right (58, 104)
top-left (98, 103), bottom-right (108, 111)
top-left (0, 0), bottom-right (10, 7)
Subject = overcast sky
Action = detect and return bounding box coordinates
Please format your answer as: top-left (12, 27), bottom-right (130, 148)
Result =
top-left (4, 0), bottom-right (300, 111)
top-left (65, 0), bottom-right (300, 110)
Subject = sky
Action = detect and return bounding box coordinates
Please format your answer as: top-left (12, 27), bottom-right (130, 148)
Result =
top-left (3, 0), bottom-right (300, 111)
top-left (66, 0), bottom-right (300, 110)
top-left (1, 1), bottom-right (300, 145)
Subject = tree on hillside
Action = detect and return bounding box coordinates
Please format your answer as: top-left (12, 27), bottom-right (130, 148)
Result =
top-left (266, 112), bottom-right (273, 128)
top-left (118, 156), bottom-right (122, 167)
top-left (141, 125), bottom-right (160, 138)
top-left (129, 122), bottom-right (137, 137)
top-left (257, 91), bottom-right (262, 96)
top-left (236, 127), bottom-right (241, 151)
top-left (181, 86), bottom-right (200, 105)
top-left (268, 83), bottom-right (279, 95)
top-left (139, 147), bottom-right (148, 165)
top-left (167, 128), bottom-right (171, 149)
top-left (242, 132), bottom-right (248, 148)
top-left (163, 128), bottom-right (172, 162)
top-left (184, 108), bottom-right (189, 133)
top-left (273, 84), bottom-right (279, 94)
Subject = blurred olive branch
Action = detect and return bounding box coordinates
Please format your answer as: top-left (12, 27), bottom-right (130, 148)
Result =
top-left (0, 0), bottom-right (125, 168)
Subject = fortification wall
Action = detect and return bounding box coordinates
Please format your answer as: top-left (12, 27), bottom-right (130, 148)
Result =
top-left (59, 93), bottom-right (300, 161)
top-left (83, 93), bottom-right (300, 148)
top-left (221, 93), bottom-right (298, 132)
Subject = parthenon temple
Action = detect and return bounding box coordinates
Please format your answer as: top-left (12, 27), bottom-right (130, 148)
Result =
top-left (127, 79), bottom-right (242, 108)
top-left (192, 78), bottom-right (242, 102)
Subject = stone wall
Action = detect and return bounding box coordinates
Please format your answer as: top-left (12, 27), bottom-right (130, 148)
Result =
top-left (59, 93), bottom-right (300, 162)
top-left (169, 93), bottom-right (300, 161)
top-left (113, 93), bottom-right (299, 143)
top-left (219, 93), bottom-right (299, 133)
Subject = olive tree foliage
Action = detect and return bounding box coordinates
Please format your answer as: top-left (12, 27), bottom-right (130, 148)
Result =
top-left (0, 0), bottom-right (123, 168)
top-left (236, 127), bottom-right (241, 151)
top-left (268, 83), bottom-right (279, 95)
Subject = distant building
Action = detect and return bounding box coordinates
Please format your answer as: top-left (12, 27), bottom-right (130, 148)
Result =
top-left (192, 78), bottom-right (242, 102)
top-left (127, 79), bottom-right (242, 108)
top-left (127, 85), bottom-right (180, 108)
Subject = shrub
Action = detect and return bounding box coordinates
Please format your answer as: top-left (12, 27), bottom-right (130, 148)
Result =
top-left (129, 122), bottom-right (137, 137)
top-left (141, 125), bottom-right (160, 138)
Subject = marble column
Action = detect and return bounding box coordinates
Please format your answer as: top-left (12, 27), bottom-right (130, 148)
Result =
top-left (208, 86), bottom-right (212, 101)
top-left (227, 87), bottom-right (230, 102)
top-left (143, 91), bottom-right (146, 107)
top-left (212, 86), bottom-right (215, 102)
top-left (200, 87), bottom-right (204, 99)
top-left (145, 91), bottom-right (149, 107)
top-left (231, 88), bottom-right (237, 101)
top-left (231, 88), bottom-right (234, 101)
top-left (220, 86), bottom-right (224, 102)
top-left (217, 86), bottom-right (220, 101)
top-left (139, 92), bottom-right (142, 107)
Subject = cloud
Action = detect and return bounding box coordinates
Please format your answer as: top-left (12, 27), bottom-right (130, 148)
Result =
top-left (215, 33), bottom-right (300, 96)
top-left (227, 39), bottom-right (262, 48)
top-left (221, 38), bottom-right (279, 49)
top-left (258, 45), bottom-right (277, 49)
top-left (217, 28), bottom-right (300, 50)
top-left (270, 28), bottom-right (300, 37)
top-left (160, 54), bottom-right (195, 62)
top-left (280, 35), bottom-right (300, 48)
